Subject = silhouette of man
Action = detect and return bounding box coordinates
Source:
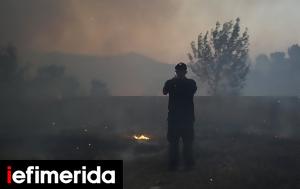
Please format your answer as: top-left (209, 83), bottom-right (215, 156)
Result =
top-left (163, 62), bottom-right (197, 171)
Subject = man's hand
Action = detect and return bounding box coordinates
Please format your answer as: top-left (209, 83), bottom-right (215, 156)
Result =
top-left (163, 89), bottom-right (169, 95)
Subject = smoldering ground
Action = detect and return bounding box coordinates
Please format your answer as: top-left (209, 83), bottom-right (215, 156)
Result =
top-left (1, 97), bottom-right (300, 188)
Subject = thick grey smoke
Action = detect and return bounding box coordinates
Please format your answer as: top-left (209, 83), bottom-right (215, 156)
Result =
top-left (1, 0), bottom-right (300, 63)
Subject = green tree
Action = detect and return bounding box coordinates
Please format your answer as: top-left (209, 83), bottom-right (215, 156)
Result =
top-left (188, 18), bottom-right (250, 95)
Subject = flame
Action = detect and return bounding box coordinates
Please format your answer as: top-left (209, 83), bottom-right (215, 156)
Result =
top-left (133, 134), bottom-right (150, 140)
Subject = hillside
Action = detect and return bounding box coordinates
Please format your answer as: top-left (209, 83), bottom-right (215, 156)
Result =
top-left (25, 52), bottom-right (175, 95)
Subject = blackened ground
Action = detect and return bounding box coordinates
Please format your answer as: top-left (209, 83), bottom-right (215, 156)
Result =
top-left (1, 97), bottom-right (300, 188)
top-left (1, 129), bottom-right (299, 189)
top-left (124, 131), bottom-right (300, 189)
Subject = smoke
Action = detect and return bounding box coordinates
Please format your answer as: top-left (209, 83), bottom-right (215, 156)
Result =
top-left (0, 0), bottom-right (300, 63)
top-left (0, 1), bottom-right (74, 52)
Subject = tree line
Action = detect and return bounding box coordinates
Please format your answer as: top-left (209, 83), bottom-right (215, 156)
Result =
top-left (0, 44), bottom-right (109, 100)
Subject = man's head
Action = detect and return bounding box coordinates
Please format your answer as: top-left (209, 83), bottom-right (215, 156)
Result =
top-left (175, 62), bottom-right (187, 78)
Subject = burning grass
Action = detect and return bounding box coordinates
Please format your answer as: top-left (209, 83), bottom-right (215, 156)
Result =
top-left (133, 134), bottom-right (150, 141)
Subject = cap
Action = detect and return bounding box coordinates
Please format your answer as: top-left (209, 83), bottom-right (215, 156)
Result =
top-left (175, 62), bottom-right (187, 71)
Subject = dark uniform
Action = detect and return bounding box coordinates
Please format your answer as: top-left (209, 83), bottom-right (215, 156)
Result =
top-left (163, 70), bottom-right (197, 170)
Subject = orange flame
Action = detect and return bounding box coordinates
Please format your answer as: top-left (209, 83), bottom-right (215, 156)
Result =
top-left (133, 134), bottom-right (150, 140)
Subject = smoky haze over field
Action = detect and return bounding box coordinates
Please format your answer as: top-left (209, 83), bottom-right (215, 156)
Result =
top-left (1, 2), bottom-right (300, 187)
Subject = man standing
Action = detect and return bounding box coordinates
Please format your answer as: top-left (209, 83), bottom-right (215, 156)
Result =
top-left (163, 62), bottom-right (197, 171)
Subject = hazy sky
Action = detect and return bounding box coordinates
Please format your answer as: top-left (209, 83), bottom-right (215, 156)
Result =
top-left (1, 0), bottom-right (300, 63)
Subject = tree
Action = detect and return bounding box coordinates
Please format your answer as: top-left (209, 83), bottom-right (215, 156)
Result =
top-left (0, 44), bottom-right (28, 98)
top-left (188, 18), bottom-right (250, 95)
top-left (29, 64), bottom-right (80, 99)
top-left (256, 54), bottom-right (270, 67)
top-left (288, 44), bottom-right (300, 69)
top-left (270, 52), bottom-right (286, 65)
top-left (90, 79), bottom-right (109, 97)
top-left (255, 54), bottom-right (271, 73)
top-left (0, 44), bottom-right (18, 85)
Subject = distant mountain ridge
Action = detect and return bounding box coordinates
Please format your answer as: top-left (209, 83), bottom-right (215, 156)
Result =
top-left (25, 52), bottom-right (174, 95)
